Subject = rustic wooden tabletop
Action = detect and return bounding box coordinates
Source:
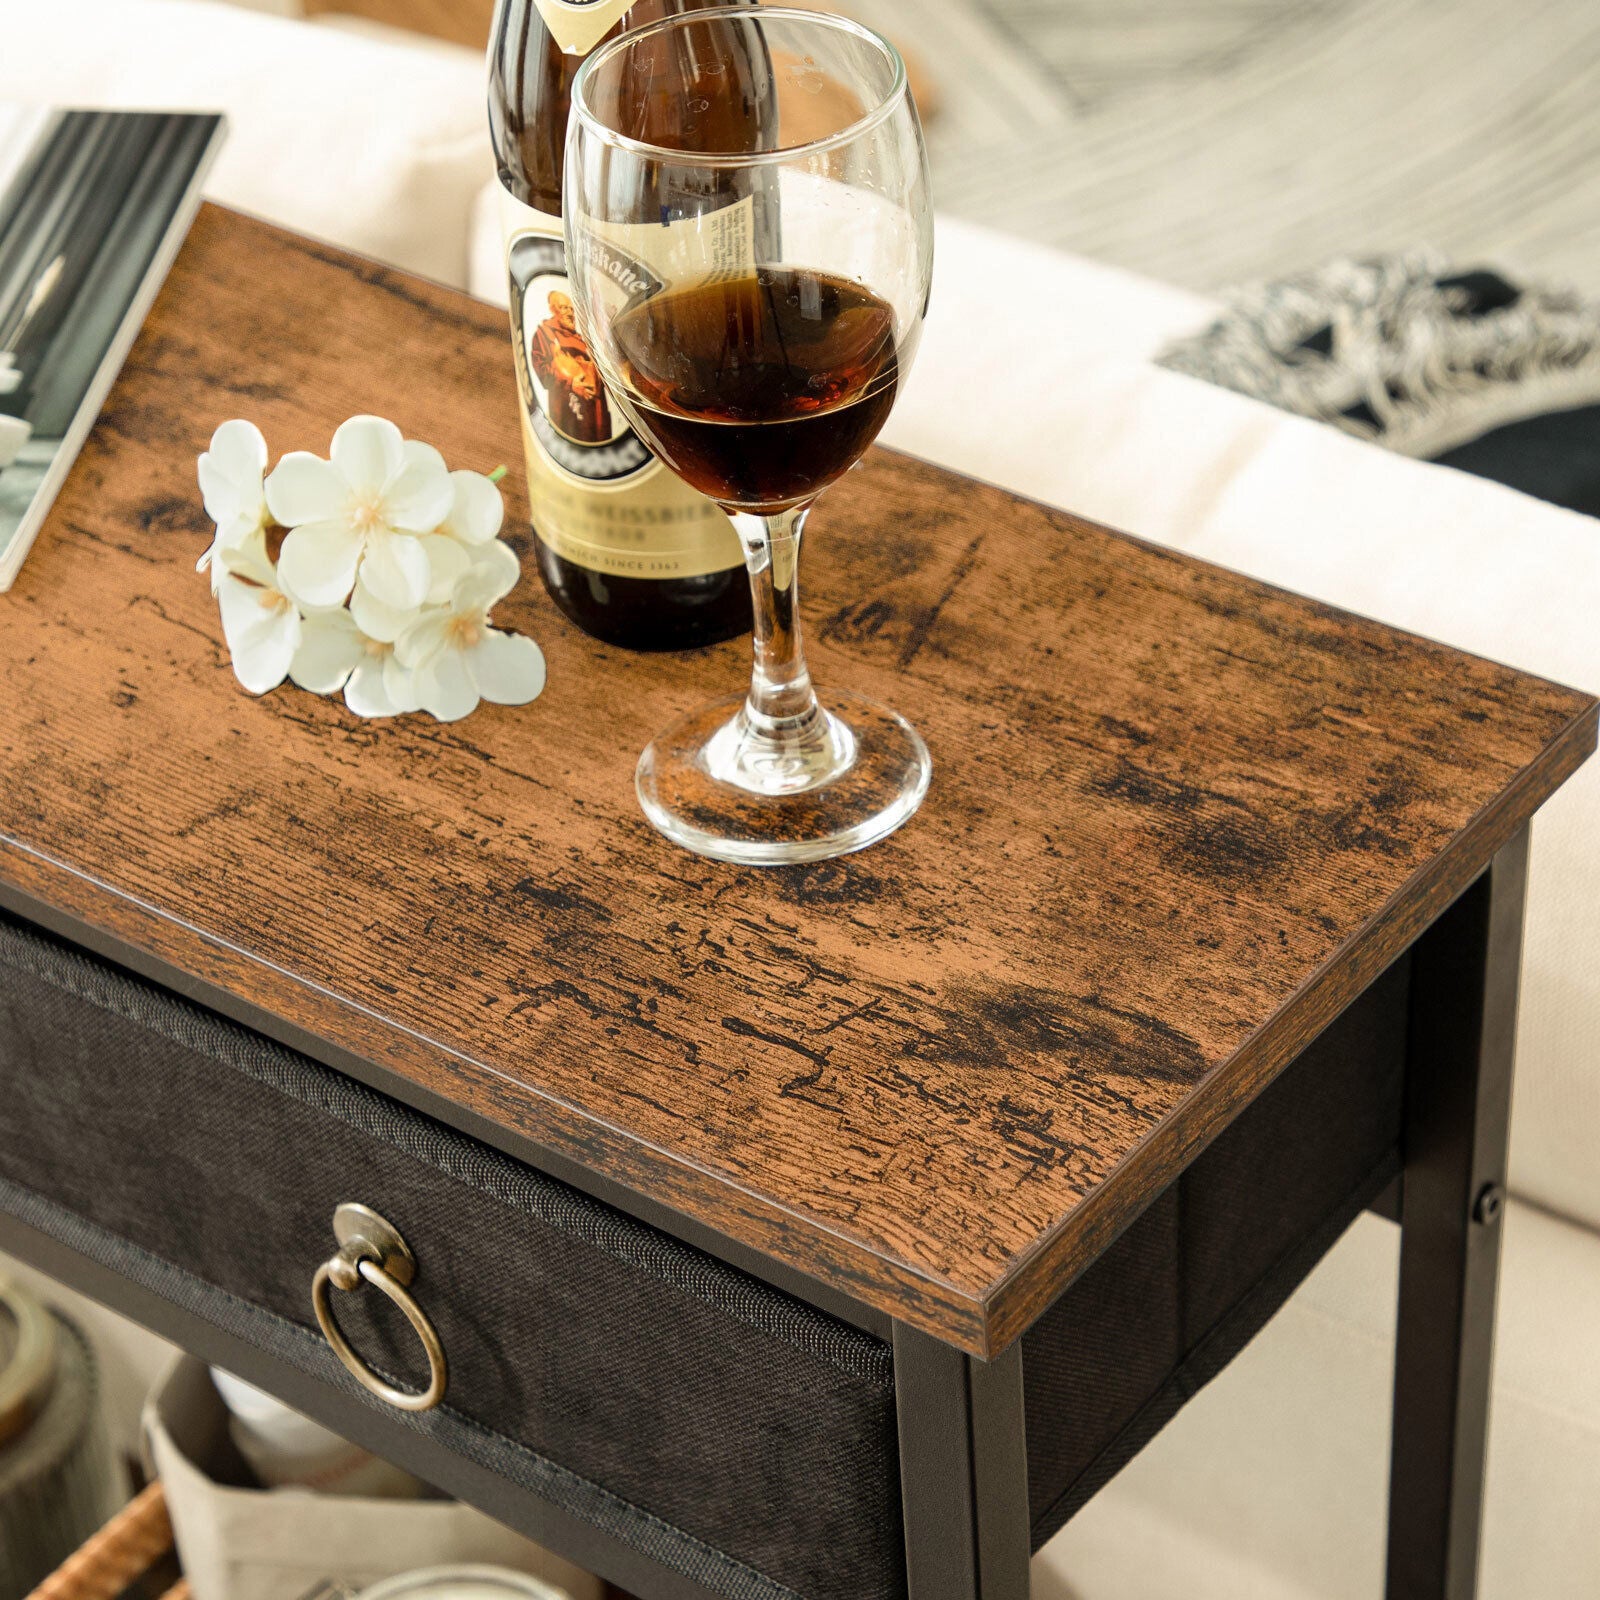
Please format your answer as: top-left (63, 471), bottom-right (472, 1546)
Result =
top-left (0, 206), bottom-right (1591, 1354)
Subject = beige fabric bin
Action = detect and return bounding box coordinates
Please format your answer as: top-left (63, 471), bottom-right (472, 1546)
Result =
top-left (143, 1356), bottom-right (602, 1600)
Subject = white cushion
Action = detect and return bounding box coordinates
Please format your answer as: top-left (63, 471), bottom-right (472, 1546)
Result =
top-left (470, 173), bottom-right (508, 306)
top-left (1037, 1201), bottom-right (1600, 1600)
top-left (0, 0), bottom-right (492, 288)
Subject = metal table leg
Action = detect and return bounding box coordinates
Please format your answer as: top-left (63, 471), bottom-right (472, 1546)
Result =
top-left (895, 1322), bottom-right (1032, 1600)
top-left (1387, 827), bottom-right (1529, 1599)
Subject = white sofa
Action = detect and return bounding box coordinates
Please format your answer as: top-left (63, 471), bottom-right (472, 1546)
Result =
top-left (3, 3), bottom-right (1598, 1596)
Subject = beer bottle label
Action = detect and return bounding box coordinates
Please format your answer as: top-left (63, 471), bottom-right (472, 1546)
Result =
top-left (531, 0), bottom-right (637, 54)
top-left (500, 188), bottom-right (744, 581)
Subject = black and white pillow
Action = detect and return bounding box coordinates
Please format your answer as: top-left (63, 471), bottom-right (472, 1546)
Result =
top-left (1159, 253), bottom-right (1600, 518)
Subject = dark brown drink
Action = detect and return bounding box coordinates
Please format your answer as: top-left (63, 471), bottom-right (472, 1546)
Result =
top-left (610, 267), bottom-right (900, 514)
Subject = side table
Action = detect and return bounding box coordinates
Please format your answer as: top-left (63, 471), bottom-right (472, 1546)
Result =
top-left (0, 206), bottom-right (1593, 1600)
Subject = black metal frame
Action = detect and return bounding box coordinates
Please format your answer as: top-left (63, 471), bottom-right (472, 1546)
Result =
top-left (0, 832), bottom-right (1531, 1600)
top-left (893, 1324), bottom-right (1031, 1600)
top-left (884, 831), bottom-right (1530, 1600)
top-left (1386, 828), bottom-right (1527, 1600)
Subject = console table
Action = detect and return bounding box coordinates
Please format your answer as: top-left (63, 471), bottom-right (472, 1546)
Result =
top-left (0, 206), bottom-right (1593, 1600)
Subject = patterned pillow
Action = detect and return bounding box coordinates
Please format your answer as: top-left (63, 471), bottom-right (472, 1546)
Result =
top-left (1159, 253), bottom-right (1600, 517)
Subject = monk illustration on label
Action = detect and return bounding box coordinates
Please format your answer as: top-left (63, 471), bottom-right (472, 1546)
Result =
top-left (529, 290), bottom-right (612, 444)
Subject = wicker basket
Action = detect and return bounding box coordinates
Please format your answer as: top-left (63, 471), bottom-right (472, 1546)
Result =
top-left (23, 1480), bottom-right (186, 1600)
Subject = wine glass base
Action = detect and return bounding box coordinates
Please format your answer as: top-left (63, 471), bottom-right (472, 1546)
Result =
top-left (636, 690), bottom-right (931, 865)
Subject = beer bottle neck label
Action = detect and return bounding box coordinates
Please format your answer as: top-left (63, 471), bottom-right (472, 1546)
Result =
top-left (532, 0), bottom-right (636, 55)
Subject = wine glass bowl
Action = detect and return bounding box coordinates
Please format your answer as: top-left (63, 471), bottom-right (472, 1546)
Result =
top-left (565, 7), bottom-right (933, 864)
top-left (606, 266), bottom-right (902, 513)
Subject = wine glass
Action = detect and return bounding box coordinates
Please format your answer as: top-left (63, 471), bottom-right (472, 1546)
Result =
top-left (564, 6), bottom-right (933, 865)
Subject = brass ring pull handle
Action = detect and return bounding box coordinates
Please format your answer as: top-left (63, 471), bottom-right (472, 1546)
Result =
top-left (311, 1203), bottom-right (447, 1413)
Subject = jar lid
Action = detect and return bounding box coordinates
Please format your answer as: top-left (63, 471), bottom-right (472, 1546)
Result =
top-left (0, 1278), bottom-right (57, 1447)
top-left (352, 1567), bottom-right (573, 1600)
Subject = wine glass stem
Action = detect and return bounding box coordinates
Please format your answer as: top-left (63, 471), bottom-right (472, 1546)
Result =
top-left (733, 507), bottom-right (821, 737)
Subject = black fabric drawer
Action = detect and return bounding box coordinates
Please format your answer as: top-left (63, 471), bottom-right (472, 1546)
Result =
top-left (0, 911), bottom-right (901, 1600)
top-left (1023, 953), bottom-right (1410, 1547)
top-left (0, 907), bottom-right (1410, 1594)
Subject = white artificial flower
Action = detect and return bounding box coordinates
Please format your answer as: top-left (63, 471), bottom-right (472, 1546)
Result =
top-left (196, 419), bottom-right (269, 594)
top-left (289, 607), bottom-right (362, 694)
top-left (351, 463), bottom-right (507, 642)
top-left (267, 415), bottom-right (453, 614)
top-left (289, 607), bottom-right (419, 719)
top-left (203, 416), bottom-right (542, 721)
top-left (396, 542), bottom-right (545, 723)
top-left (421, 468), bottom-right (505, 597)
top-left (216, 541), bottom-right (302, 696)
top-left (346, 641), bottom-right (422, 720)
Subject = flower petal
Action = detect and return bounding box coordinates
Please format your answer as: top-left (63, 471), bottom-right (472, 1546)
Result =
top-left (331, 415), bottom-right (405, 498)
top-left (218, 576), bottom-right (278, 654)
top-left (219, 585), bottom-right (300, 695)
top-left (265, 452), bottom-right (346, 528)
top-left (383, 653), bottom-right (421, 714)
top-left (401, 439), bottom-right (449, 477)
top-left (200, 479), bottom-right (260, 537)
top-left (216, 534), bottom-right (277, 589)
top-left (277, 520), bottom-right (364, 609)
top-left (231, 629), bottom-right (299, 695)
top-left (395, 608), bottom-right (452, 670)
top-left (454, 539), bottom-right (521, 614)
top-left (419, 533), bottom-right (471, 605)
top-left (441, 470), bottom-right (504, 545)
top-left (350, 575), bottom-right (420, 643)
top-left (415, 650), bottom-right (480, 723)
top-left (360, 531), bottom-right (431, 610)
top-left (200, 524), bottom-right (268, 594)
top-left (290, 609), bottom-right (364, 693)
top-left (344, 654), bottom-right (402, 719)
top-left (384, 446), bottom-right (455, 533)
top-left (201, 496), bottom-right (262, 549)
top-left (470, 629), bottom-right (546, 706)
top-left (206, 418), bottom-right (268, 483)
top-left (198, 419), bottom-right (268, 529)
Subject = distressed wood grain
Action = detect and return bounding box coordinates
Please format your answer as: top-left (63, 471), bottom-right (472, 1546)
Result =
top-left (0, 206), bottom-right (1592, 1355)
